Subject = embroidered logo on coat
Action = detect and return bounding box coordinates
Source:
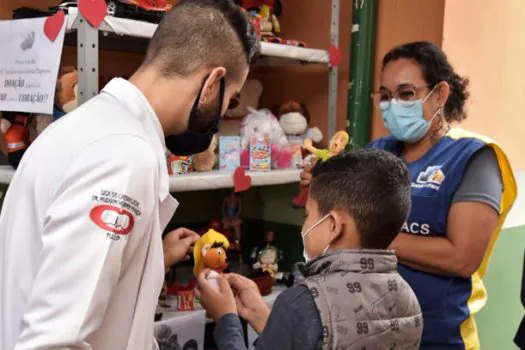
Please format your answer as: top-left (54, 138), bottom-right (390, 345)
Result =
top-left (90, 204), bottom-right (135, 236)
top-left (413, 165), bottom-right (446, 190)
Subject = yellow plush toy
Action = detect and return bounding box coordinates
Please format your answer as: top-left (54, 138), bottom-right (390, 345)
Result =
top-left (193, 229), bottom-right (230, 277)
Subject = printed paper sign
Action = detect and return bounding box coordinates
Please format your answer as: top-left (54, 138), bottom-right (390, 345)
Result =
top-left (0, 17), bottom-right (66, 114)
top-left (155, 310), bottom-right (205, 350)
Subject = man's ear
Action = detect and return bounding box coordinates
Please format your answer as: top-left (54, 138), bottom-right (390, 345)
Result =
top-left (201, 67), bottom-right (226, 104)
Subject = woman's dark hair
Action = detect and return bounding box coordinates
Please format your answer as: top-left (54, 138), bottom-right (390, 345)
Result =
top-left (382, 41), bottom-right (470, 122)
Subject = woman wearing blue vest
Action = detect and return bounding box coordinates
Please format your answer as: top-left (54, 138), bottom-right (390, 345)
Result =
top-left (300, 41), bottom-right (516, 349)
top-left (367, 42), bottom-right (517, 349)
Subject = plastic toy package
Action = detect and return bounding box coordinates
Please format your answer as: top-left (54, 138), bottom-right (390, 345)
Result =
top-left (219, 136), bottom-right (241, 171)
top-left (249, 135), bottom-right (271, 171)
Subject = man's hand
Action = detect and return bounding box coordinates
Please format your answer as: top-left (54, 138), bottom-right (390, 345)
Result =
top-left (196, 269), bottom-right (237, 322)
top-left (226, 273), bottom-right (270, 334)
top-left (299, 158), bottom-right (317, 187)
top-left (163, 227), bottom-right (199, 270)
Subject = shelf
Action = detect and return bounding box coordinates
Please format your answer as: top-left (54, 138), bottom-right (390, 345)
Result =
top-left (169, 169), bottom-right (301, 192)
top-left (64, 12), bottom-right (330, 65)
top-left (0, 166), bottom-right (301, 192)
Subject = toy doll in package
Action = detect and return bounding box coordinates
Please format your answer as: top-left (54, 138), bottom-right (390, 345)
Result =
top-left (167, 154), bottom-right (193, 175)
top-left (219, 136), bottom-right (241, 171)
top-left (249, 134), bottom-right (271, 171)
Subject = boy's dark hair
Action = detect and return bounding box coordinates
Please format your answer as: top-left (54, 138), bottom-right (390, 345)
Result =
top-left (310, 149), bottom-right (411, 249)
top-left (143, 0), bottom-right (259, 81)
top-left (382, 41), bottom-right (470, 122)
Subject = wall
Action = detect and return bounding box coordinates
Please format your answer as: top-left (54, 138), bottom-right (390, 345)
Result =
top-left (370, 0), bottom-right (446, 141)
top-left (442, 0), bottom-right (525, 347)
top-left (442, 0), bottom-right (525, 170)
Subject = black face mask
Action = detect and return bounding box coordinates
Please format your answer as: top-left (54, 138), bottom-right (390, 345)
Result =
top-left (165, 77), bottom-right (225, 156)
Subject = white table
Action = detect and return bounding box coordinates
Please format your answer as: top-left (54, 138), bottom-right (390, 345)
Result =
top-left (154, 285), bottom-right (286, 350)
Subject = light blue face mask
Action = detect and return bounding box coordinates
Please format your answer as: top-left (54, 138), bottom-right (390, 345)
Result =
top-left (380, 90), bottom-right (438, 143)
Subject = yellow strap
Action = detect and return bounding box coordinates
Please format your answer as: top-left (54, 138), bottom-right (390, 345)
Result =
top-left (447, 128), bottom-right (518, 349)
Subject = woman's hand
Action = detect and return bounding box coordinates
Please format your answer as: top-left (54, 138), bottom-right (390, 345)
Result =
top-left (303, 138), bottom-right (313, 149)
top-left (163, 228), bottom-right (199, 271)
top-left (196, 270), bottom-right (237, 322)
top-left (226, 273), bottom-right (270, 334)
top-left (299, 158), bottom-right (317, 187)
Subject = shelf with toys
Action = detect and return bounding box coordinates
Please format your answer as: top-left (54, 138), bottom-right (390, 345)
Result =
top-left (63, 12), bottom-right (331, 65)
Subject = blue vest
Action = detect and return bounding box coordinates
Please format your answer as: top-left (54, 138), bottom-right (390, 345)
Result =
top-left (368, 134), bottom-right (486, 349)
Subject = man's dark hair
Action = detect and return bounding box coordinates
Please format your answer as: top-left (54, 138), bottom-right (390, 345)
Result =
top-left (143, 0), bottom-right (259, 80)
top-left (310, 149), bottom-right (411, 249)
top-left (382, 41), bottom-right (470, 122)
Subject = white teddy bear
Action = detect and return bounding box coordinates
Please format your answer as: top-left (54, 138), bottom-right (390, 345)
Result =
top-left (239, 108), bottom-right (292, 169)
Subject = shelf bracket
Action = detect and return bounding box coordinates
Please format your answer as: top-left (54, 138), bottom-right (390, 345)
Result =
top-left (77, 14), bottom-right (99, 106)
top-left (328, 0), bottom-right (340, 138)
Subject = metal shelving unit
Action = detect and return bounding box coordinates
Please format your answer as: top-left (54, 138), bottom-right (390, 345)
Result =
top-left (0, 3), bottom-right (340, 191)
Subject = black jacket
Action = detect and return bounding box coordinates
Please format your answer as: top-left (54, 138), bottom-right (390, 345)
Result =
top-left (514, 248), bottom-right (525, 349)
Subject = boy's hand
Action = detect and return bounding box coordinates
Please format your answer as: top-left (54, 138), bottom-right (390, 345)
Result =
top-left (299, 158), bottom-right (317, 187)
top-left (163, 227), bottom-right (199, 269)
top-left (196, 269), bottom-right (237, 322)
top-left (226, 273), bottom-right (270, 334)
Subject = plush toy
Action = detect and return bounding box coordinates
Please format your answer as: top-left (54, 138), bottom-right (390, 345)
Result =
top-left (192, 135), bottom-right (217, 172)
top-left (236, 1), bottom-right (281, 39)
top-left (293, 131), bottom-right (350, 208)
top-left (2, 112), bottom-right (32, 169)
top-left (275, 101), bottom-right (323, 168)
top-left (239, 107), bottom-right (292, 169)
top-left (0, 113), bottom-right (9, 156)
top-left (32, 66), bottom-right (78, 140)
top-left (193, 229), bottom-right (230, 289)
top-left (220, 79), bottom-right (263, 136)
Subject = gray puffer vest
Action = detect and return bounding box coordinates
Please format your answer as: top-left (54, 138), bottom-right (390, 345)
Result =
top-left (300, 249), bottom-right (423, 350)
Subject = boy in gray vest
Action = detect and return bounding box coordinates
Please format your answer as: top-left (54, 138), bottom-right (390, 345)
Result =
top-left (198, 148), bottom-right (423, 349)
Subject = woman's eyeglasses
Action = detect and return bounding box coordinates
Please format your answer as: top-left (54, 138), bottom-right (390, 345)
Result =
top-left (371, 84), bottom-right (431, 111)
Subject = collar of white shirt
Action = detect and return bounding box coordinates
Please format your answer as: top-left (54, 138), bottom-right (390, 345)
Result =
top-left (101, 78), bottom-right (170, 200)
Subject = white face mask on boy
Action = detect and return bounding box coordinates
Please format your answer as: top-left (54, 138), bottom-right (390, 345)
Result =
top-left (301, 214), bottom-right (331, 262)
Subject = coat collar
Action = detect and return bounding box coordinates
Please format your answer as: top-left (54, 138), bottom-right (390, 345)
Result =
top-left (299, 249), bottom-right (398, 277)
top-left (101, 78), bottom-right (170, 200)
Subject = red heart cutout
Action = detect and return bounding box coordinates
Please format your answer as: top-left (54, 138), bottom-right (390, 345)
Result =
top-left (79, 0), bottom-right (107, 29)
top-left (233, 167), bottom-right (252, 193)
top-left (329, 45), bottom-right (343, 67)
top-left (43, 10), bottom-right (65, 42)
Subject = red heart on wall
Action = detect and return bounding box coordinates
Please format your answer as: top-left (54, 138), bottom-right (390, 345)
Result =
top-left (43, 10), bottom-right (65, 42)
top-left (329, 45), bottom-right (343, 67)
top-left (233, 167), bottom-right (252, 193)
top-left (78, 0), bottom-right (107, 29)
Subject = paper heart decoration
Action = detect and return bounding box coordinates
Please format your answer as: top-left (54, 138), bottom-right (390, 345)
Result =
top-left (329, 45), bottom-right (343, 67)
top-left (79, 0), bottom-right (107, 29)
top-left (44, 10), bottom-right (65, 42)
top-left (233, 167), bottom-right (252, 193)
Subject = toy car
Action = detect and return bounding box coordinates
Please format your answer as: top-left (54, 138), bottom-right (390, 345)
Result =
top-left (49, 0), bottom-right (172, 24)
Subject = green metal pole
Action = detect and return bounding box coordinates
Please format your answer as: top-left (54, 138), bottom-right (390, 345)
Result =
top-left (347, 0), bottom-right (378, 149)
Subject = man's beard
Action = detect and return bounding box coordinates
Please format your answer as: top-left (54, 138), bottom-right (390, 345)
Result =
top-left (188, 94), bottom-right (220, 133)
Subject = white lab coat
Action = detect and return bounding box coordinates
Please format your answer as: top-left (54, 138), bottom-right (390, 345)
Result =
top-left (0, 78), bottom-right (178, 350)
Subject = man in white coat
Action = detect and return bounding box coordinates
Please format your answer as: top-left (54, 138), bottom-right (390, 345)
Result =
top-left (0, 0), bottom-right (258, 349)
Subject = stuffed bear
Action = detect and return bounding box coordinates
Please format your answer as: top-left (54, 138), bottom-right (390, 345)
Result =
top-left (239, 107), bottom-right (292, 169)
top-left (220, 79), bottom-right (263, 136)
top-left (32, 66), bottom-right (78, 140)
top-left (192, 134), bottom-right (218, 172)
top-left (275, 101), bottom-right (322, 168)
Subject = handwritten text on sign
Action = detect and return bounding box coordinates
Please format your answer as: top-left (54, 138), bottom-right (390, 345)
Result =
top-left (0, 17), bottom-right (66, 114)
